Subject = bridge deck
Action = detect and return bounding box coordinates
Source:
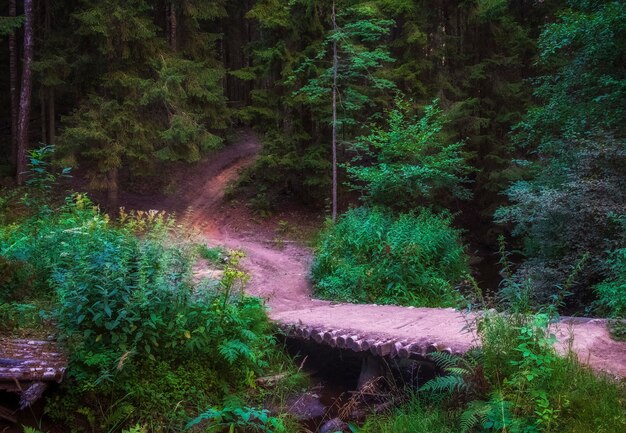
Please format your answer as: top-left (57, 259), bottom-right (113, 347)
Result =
top-left (0, 338), bottom-right (67, 392)
top-left (272, 304), bottom-right (626, 378)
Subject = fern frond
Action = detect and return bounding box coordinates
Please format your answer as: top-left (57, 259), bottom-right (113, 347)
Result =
top-left (420, 375), bottom-right (467, 393)
top-left (219, 339), bottom-right (253, 364)
top-left (460, 400), bottom-right (490, 433)
top-left (446, 367), bottom-right (471, 376)
top-left (428, 351), bottom-right (458, 370)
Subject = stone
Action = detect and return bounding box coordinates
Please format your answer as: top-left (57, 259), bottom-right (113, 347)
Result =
top-left (319, 417), bottom-right (349, 433)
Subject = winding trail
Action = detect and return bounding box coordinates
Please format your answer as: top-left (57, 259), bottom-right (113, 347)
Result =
top-left (127, 131), bottom-right (626, 379)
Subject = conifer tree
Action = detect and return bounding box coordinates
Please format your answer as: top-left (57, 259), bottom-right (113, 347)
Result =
top-left (287, 0), bottom-right (395, 215)
top-left (57, 0), bottom-right (228, 207)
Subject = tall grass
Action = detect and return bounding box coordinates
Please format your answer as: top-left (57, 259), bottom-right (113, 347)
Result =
top-left (359, 398), bottom-right (457, 433)
top-left (363, 312), bottom-right (626, 433)
top-left (311, 206), bottom-right (469, 306)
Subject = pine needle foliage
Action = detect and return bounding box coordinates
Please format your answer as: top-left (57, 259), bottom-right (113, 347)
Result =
top-left (56, 0), bottom-right (229, 199)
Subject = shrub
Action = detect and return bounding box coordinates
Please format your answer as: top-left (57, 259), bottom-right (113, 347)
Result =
top-left (347, 97), bottom-right (471, 210)
top-left (0, 194), bottom-right (277, 431)
top-left (187, 403), bottom-right (285, 432)
top-left (311, 207), bottom-right (469, 306)
top-left (595, 246), bottom-right (626, 318)
top-left (477, 312), bottom-right (626, 433)
top-left (495, 134), bottom-right (626, 312)
top-left (409, 311), bottom-right (626, 433)
top-left (197, 244), bottom-right (227, 267)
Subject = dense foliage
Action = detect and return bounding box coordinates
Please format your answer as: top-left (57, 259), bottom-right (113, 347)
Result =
top-left (0, 188), bottom-right (287, 431)
top-left (312, 207), bottom-right (468, 306)
top-left (497, 0), bottom-right (626, 312)
top-left (1, 1), bottom-right (626, 431)
top-left (2, 0), bottom-right (624, 315)
top-left (348, 97), bottom-right (471, 209)
top-left (362, 311), bottom-right (626, 433)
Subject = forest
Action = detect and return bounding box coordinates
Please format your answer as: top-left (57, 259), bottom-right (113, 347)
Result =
top-left (0, 0), bottom-right (625, 432)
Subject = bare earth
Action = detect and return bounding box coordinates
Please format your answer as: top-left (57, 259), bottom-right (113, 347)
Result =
top-left (123, 131), bottom-right (626, 379)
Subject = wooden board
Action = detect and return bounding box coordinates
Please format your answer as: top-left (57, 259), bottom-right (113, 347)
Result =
top-left (0, 338), bottom-right (67, 389)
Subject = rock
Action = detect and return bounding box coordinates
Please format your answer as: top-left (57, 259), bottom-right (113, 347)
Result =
top-left (286, 392), bottom-right (326, 421)
top-left (319, 418), bottom-right (349, 433)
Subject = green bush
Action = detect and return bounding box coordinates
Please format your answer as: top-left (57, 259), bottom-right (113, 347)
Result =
top-left (397, 311), bottom-right (626, 433)
top-left (187, 403), bottom-right (285, 432)
top-left (347, 97), bottom-right (471, 210)
top-left (0, 194), bottom-right (278, 431)
top-left (477, 313), bottom-right (626, 433)
top-left (311, 207), bottom-right (469, 306)
top-left (595, 247), bottom-right (626, 318)
top-left (197, 244), bottom-right (228, 267)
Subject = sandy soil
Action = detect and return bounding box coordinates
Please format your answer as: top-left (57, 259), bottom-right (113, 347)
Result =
top-left (119, 131), bottom-right (626, 379)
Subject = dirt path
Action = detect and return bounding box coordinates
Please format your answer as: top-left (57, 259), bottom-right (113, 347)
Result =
top-left (123, 131), bottom-right (626, 379)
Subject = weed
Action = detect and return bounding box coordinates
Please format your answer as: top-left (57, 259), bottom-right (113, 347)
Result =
top-left (197, 244), bottom-right (227, 267)
top-left (187, 404), bottom-right (285, 432)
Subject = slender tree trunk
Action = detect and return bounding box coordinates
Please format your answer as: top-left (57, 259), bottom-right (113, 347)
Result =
top-left (331, 0), bottom-right (338, 222)
top-left (107, 167), bottom-right (119, 211)
top-left (9, 0), bottom-right (18, 165)
top-left (170, 1), bottom-right (177, 52)
top-left (44, 0), bottom-right (54, 145)
top-left (165, 3), bottom-right (171, 43)
top-left (40, 88), bottom-right (46, 142)
top-left (16, 0), bottom-right (35, 185)
top-left (48, 88), bottom-right (55, 144)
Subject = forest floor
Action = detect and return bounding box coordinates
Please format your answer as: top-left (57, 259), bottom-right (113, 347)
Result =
top-left (117, 130), bottom-right (626, 379)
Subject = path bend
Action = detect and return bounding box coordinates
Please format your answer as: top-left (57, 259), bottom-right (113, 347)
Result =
top-left (131, 131), bottom-right (626, 379)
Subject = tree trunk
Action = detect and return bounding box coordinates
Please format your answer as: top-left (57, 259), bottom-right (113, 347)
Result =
top-left (331, 0), bottom-right (338, 222)
top-left (40, 88), bottom-right (46, 143)
top-left (170, 1), bottom-right (177, 52)
top-left (165, 3), bottom-right (171, 43)
top-left (48, 88), bottom-right (55, 145)
top-left (44, 0), bottom-right (54, 145)
top-left (9, 0), bottom-right (18, 165)
top-left (107, 167), bottom-right (119, 211)
top-left (16, 0), bottom-right (35, 185)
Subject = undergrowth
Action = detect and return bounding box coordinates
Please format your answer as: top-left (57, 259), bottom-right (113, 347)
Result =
top-left (0, 146), bottom-right (310, 432)
top-left (363, 311), bottom-right (626, 433)
top-left (311, 206), bottom-right (469, 306)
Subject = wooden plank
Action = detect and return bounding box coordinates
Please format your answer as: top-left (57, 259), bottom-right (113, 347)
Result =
top-left (0, 338), bottom-right (67, 384)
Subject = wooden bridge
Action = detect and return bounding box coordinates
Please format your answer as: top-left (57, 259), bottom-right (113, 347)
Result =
top-left (277, 306), bottom-right (472, 360)
top-left (2, 304), bottom-right (625, 419)
top-left (0, 338), bottom-right (66, 422)
top-left (270, 304), bottom-right (626, 379)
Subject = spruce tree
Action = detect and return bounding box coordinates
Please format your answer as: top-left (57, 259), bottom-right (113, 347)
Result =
top-left (57, 0), bottom-right (228, 207)
top-left (289, 0), bottom-right (395, 219)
